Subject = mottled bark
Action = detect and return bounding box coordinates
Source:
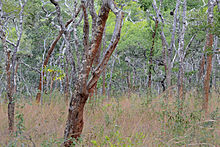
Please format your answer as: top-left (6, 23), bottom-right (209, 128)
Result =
top-left (87, 11), bottom-right (123, 90)
top-left (212, 36), bottom-right (218, 90)
top-left (63, 83), bottom-right (89, 146)
top-left (203, 0), bottom-right (214, 113)
top-left (177, 0), bottom-right (187, 101)
top-left (6, 50), bottom-right (14, 134)
top-left (102, 29), bottom-right (107, 95)
top-left (64, 1), bottom-right (124, 145)
top-left (167, 0), bottom-right (180, 97)
top-left (0, 0), bottom-right (27, 134)
top-left (13, 58), bottom-right (19, 94)
top-left (152, 0), bottom-right (170, 93)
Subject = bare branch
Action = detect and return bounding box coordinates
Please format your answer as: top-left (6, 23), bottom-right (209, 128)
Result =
top-left (50, 0), bottom-right (66, 31)
top-left (88, 0), bottom-right (97, 37)
top-left (20, 61), bottom-right (41, 73)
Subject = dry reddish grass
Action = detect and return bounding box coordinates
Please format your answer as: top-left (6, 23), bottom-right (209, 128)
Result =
top-left (0, 91), bottom-right (219, 146)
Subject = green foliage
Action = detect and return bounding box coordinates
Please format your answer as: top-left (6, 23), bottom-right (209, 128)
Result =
top-left (15, 104), bottom-right (26, 137)
top-left (44, 65), bottom-right (66, 81)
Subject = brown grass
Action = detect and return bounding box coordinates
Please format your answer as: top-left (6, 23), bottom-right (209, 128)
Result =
top-left (0, 91), bottom-right (219, 146)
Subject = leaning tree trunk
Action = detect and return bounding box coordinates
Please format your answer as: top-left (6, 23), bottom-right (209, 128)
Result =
top-left (36, 0), bottom-right (82, 103)
top-left (203, 0), bottom-right (214, 113)
top-left (35, 19), bottom-right (73, 103)
top-left (63, 82), bottom-right (89, 146)
top-left (63, 0), bottom-right (124, 146)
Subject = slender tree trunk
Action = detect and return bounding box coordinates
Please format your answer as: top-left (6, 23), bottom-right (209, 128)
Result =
top-left (102, 69), bottom-right (106, 95)
top-left (161, 36), bottom-right (167, 91)
top-left (212, 36), bottom-right (218, 90)
top-left (198, 46), bottom-right (206, 81)
top-left (177, 0), bottom-right (187, 101)
top-left (167, 0), bottom-right (180, 98)
top-left (1, 10), bottom-right (14, 134)
top-left (107, 56), bottom-right (116, 99)
top-left (102, 30), bottom-right (107, 96)
top-left (6, 50), bottom-right (14, 134)
top-left (127, 71), bottom-right (131, 98)
top-left (203, 0), bottom-right (214, 113)
top-left (49, 72), bottom-right (55, 94)
top-left (132, 67), bottom-right (136, 91)
top-left (36, 18), bottom-right (74, 103)
top-left (64, 57), bottom-right (70, 105)
top-left (13, 58), bottom-right (19, 94)
top-left (148, 20), bottom-right (158, 89)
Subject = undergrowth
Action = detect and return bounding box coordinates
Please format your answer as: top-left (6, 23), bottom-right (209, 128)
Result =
top-left (0, 90), bottom-right (219, 146)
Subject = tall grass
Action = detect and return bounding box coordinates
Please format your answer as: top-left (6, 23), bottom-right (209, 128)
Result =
top-left (0, 90), bottom-right (219, 146)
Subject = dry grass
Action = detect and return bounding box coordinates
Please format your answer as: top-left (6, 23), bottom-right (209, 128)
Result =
top-left (0, 91), bottom-right (219, 146)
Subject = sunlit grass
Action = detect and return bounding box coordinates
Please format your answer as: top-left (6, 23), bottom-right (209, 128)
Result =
top-left (0, 90), bottom-right (219, 146)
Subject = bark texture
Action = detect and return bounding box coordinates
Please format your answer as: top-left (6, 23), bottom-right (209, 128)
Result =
top-left (203, 0), bottom-right (214, 113)
top-left (0, 0), bottom-right (27, 134)
top-left (63, 1), bottom-right (124, 146)
top-left (177, 0), bottom-right (187, 101)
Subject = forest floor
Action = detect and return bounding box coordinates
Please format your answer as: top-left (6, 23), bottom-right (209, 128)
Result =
top-left (0, 90), bottom-right (219, 146)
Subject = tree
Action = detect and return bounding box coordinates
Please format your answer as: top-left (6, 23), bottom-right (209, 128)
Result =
top-left (203, 0), bottom-right (214, 113)
top-left (0, 0), bottom-right (27, 134)
top-left (177, 0), bottom-right (187, 101)
top-left (60, 0), bottom-right (124, 146)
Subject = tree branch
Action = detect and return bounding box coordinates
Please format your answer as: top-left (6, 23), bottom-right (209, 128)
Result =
top-left (87, 10), bottom-right (124, 90)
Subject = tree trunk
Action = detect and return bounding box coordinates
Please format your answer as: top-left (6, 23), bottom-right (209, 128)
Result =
top-left (148, 20), bottom-right (158, 89)
top-left (64, 83), bottom-right (88, 146)
top-left (64, 58), bottom-right (70, 105)
top-left (63, 1), bottom-right (123, 146)
top-left (6, 50), bottom-right (14, 134)
top-left (102, 69), bottom-right (106, 95)
top-left (102, 28), bottom-right (107, 96)
top-left (167, 0), bottom-right (180, 98)
top-left (198, 46), bottom-right (206, 82)
top-left (13, 58), bottom-right (19, 94)
top-left (107, 56), bottom-right (116, 99)
top-left (161, 36), bottom-right (167, 91)
top-left (203, 0), bottom-right (214, 113)
top-left (1, 13), bottom-right (14, 134)
top-left (212, 36), bottom-right (218, 90)
top-left (36, 18), bottom-right (74, 103)
top-left (177, 0), bottom-right (187, 101)
top-left (127, 71), bottom-right (131, 98)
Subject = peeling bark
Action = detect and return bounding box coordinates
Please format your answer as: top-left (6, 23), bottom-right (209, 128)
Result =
top-left (177, 0), bottom-right (187, 101)
top-left (203, 0), bottom-right (214, 113)
top-left (63, 1), bottom-right (124, 145)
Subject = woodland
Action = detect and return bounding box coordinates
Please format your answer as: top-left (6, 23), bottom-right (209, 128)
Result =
top-left (0, 0), bottom-right (219, 146)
